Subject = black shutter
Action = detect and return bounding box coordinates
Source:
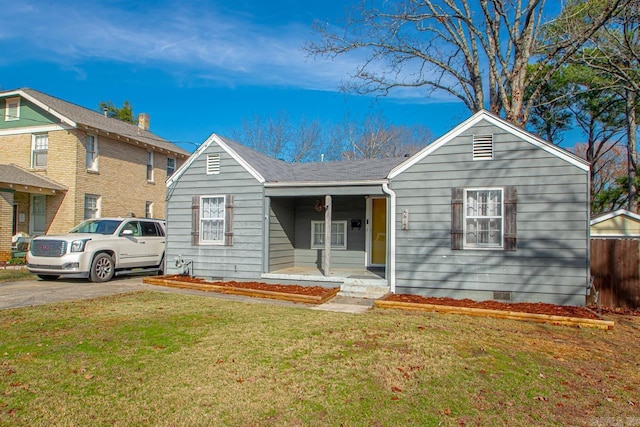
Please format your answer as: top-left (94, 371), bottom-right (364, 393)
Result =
top-left (191, 196), bottom-right (200, 246)
top-left (224, 194), bottom-right (234, 246)
top-left (504, 186), bottom-right (517, 251)
top-left (451, 187), bottom-right (463, 250)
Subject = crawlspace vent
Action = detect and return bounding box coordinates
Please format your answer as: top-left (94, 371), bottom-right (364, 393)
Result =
top-left (493, 291), bottom-right (512, 301)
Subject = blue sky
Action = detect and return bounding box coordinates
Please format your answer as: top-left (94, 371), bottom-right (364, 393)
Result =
top-left (0, 0), bottom-right (501, 153)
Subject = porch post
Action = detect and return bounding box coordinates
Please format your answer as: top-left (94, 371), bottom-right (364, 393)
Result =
top-left (323, 195), bottom-right (332, 276)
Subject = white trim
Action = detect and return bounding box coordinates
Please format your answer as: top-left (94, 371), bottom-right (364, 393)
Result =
top-left (590, 209), bottom-right (640, 226)
top-left (311, 220), bottom-right (348, 250)
top-left (215, 136), bottom-right (265, 183)
top-left (0, 124), bottom-right (69, 136)
top-left (199, 194), bottom-right (226, 245)
top-left (4, 97), bottom-right (20, 121)
top-left (388, 110), bottom-right (589, 178)
top-left (166, 133), bottom-right (265, 187)
top-left (1, 90), bottom-right (76, 127)
top-left (462, 187), bottom-right (504, 250)
top-left (265, 179), bottom-right (388, 188)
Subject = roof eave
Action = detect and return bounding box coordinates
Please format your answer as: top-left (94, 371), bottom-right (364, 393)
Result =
top-left (264, 179), bottom-right (388, 187)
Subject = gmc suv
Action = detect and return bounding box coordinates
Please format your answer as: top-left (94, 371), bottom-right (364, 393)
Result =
top-left (26, 218), bottom-right (166, 282)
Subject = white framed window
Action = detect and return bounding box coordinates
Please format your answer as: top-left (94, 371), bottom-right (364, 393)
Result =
top-left (31, 133), bottom-right (48, 168)
top-left (86, 134), bottom-right (98, 171)
top-left (146, 151), bottom-right (154, 182)
top-left (4, 97), bottom-right (20, 121)
top-left (84, 194), bottom-right (101, 220)
top-left (200, 195), bottom-right (225, 244)
top-left (145, 201), bottom-right (153, 218)
top-left (463, 188), bottom-right (503, 249)
top-left (311, 220), bottom-right (347, 250)
top-left (167, 157), bottom-right (176, 177)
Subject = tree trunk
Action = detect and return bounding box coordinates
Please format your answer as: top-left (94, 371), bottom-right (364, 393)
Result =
top-left (626, 90), bottom-right (638, 212)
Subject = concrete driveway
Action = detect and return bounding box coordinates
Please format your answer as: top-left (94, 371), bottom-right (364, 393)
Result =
top-left (0, 275), bottom-right (152, 309)
top-left (0, 274), bottom-right (373, 313)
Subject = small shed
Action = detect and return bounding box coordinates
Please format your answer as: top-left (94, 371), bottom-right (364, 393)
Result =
top-left (590, 209), bottom-right (640, 238)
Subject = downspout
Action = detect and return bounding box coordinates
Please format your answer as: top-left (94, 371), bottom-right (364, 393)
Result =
top-left (382, 182), bottom-right (396, 293)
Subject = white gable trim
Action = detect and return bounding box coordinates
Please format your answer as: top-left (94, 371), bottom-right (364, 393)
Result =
top-left (0, 124), bottom-right (71, 136)
top-left (388, 110), bottom-right (589, 179)
top-left (166, 133), bottom-right (265, 187)
top-left (590, 209), bottom-right (640, 226)
top-left (1, 90), bottom-right (77, 128)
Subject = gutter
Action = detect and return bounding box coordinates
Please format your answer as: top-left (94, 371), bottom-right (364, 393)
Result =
top-left (382, 182), bottom-right (396, 293)
top-left (264, 179), bottom-right (388, 188)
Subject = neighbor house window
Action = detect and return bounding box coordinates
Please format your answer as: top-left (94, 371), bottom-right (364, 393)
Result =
top-left (32, 133), bottom-right (48, 168)
top-left (200, 195), bottom-right (225, 244)
top-left (464, 189), bottom-right (503, 248)
top-left (145, 201), bottom-right (153, 218)
top-left (86, 134), bottom-right (98, 171)
top-left (167, 157), bottom-right (176, 177)
top-left (84, 194), bottom-right (100, 219)
top-left (311, 220), bottom-right (347, 250)
top-left (4, 97), bottom-right (20, 121)
top-left (146, 151), bottom-right (154, 181)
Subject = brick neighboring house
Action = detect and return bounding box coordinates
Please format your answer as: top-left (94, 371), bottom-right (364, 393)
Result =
top-left (0, 88), bottom-right (190, 261)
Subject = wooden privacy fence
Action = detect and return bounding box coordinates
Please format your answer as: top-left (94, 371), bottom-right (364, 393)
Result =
top-left (590, 238), bottom-right (640, 309)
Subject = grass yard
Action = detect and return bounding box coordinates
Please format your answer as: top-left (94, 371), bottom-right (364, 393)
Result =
top-left (0, 291), bottom-right (638, 426)
top-left (0, 268), bottom-right (33, 283)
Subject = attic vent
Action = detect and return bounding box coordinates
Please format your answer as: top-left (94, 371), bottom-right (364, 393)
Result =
top-left (206, 154), bottom-right (220, 175)
top-left (493, 291), bottom-right (512, 301)
top-left (473, 134), bottom-right (494, 160)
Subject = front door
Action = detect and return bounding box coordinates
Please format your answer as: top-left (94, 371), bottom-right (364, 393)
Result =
top-left (370, 198), bottom-right (387, 266)
top-left (30, 195), bottom-right (46, 235)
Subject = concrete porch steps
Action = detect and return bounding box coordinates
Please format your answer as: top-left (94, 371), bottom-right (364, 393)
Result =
top-left (339, 278), bottom-right (390, 299)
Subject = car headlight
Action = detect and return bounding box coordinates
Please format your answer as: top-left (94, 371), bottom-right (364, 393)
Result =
top-left (70, 239), bottom-right (89, 252)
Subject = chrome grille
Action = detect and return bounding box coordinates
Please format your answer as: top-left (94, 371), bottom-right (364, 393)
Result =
top-left (30, 240), bottom-right (67, 257)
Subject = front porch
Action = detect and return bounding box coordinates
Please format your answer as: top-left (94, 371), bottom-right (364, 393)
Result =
top-left (262, 266), bottom-right (390, 299)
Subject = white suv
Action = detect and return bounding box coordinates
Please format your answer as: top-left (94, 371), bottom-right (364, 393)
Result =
top-left (26, 218), bottom-right (166, 282)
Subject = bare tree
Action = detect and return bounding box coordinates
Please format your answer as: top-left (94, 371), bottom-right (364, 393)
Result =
top-left (230, 112), bottom-right (326, 162)
top-left (306, 0), bottom-right (624, 126)
top-left (333, 113), bottom-right (431, 160)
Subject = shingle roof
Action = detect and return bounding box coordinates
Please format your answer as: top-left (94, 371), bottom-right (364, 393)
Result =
top-left (3, 88), bottom-right (189, 157)
top-left (218, 136), bottom-right (405, 183)
top-left (0, 164), bottom-right (67, 191)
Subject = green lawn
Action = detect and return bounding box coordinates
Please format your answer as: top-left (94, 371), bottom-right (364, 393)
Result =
top-left (0, 268), bottom-right (33, 283)
top-left (0, 291), bottom-right (638, 426)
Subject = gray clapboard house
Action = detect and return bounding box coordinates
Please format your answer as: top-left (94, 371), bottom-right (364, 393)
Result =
top-left (165, 110), bottom-right (590, 306)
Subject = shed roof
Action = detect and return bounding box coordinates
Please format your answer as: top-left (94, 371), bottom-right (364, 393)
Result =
top-left (0, 88), bottom-right (189, 157)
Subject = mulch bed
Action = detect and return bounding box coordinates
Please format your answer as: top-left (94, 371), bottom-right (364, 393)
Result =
top-left (385, 294), bottom-right (600, 320)
top-left (160, 275), bottom-right (333, 296)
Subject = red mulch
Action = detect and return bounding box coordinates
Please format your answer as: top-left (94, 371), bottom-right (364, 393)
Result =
top-left (384, 294), bottom-right (601, 320)
top-left (160, 275), bottom-right (640, 319)
top-left (161, 275), bottom-right (337, 296)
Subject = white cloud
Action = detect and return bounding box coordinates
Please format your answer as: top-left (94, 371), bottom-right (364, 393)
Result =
top-left (0, 0), bottom-right (361, 92)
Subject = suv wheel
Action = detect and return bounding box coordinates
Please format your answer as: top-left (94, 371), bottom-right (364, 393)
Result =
top-left (90, 253), bottom-right (115, 282)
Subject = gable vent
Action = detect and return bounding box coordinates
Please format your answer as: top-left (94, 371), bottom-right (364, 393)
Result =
top-left (473, 134), bottom-right (494, 160)
top-left (206, 154), bottom-right (220, 174)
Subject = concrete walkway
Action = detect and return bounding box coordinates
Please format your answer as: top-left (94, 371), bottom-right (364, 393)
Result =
top-left (0, 274), bottom-right (376, 314)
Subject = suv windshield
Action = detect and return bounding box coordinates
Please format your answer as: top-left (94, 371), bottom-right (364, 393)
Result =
top-left (69, 219), bottom-right (123, 235)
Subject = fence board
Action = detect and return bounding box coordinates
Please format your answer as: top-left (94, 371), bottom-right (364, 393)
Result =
top-left (590, 238), bottom-right (640, 309)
